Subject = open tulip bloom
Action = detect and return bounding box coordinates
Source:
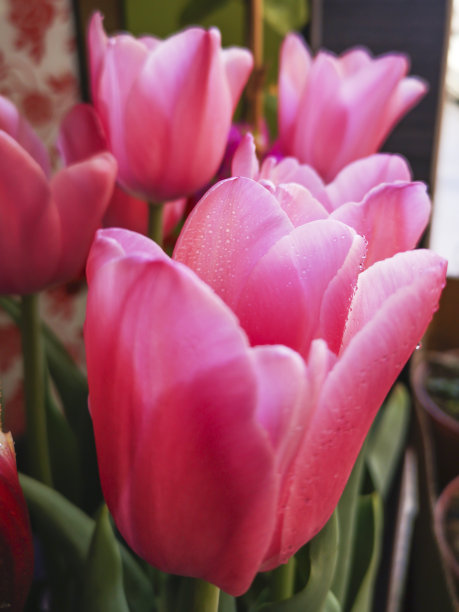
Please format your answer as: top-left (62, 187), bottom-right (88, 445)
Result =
top-left (85, 172), bottom-right (446, 595)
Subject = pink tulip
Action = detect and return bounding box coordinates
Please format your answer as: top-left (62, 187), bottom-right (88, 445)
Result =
top-left (232, 133), bottom-right (431, 268)
top-left (278, 33), bottom-right (427, 181)
top-left (88, 13), bottom-right (253, 202)
top-left (58, 103), bottom-right (186, 237)
top-left (85, 182), bottom-right (445, 594)
top-left (0, 95), bottom-right (117, 295)
top-left (0, 430), bottom-right (34, 611)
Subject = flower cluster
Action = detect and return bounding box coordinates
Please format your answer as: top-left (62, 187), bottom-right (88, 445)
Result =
top-left (0, 9), bottom-right (447, 606)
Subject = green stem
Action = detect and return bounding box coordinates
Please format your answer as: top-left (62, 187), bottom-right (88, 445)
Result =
top-left (20, 293), bottom-right (53, 486)
top-left (148, 202), bottom-right (164, 246)
top-left (189, 579), bottom-right (220, 612)
top-left (271, 556), bottom-right (296, 601)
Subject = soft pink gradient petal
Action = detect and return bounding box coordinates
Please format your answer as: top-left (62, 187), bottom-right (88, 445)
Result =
top-left (331, 182), bottom-right (431, 267)
top-left (85, 229), bottom-right (283, 595)
top-left (262, 250), bottom-right (446, 569)
top-left (252, 345), bottom-right (310, 476)
top-left (326, 153), bottom-right (412, 210)
top-left (88, 12), bottom-right (109, 102)
top-left (221, 46), bottom-right (254, 109)
top-left (339, 47), bottom-right (372, 76)
top-left (51, 153), bottom-right (117, 283)
top-left (231, 132), bottom-right (260, 179)
top-left (274, 183), bottom-right (329, 226)
top-left (376, 76), bottom-right (428, 146)
top-left (292, 53), bottom-right (348, 179)
top-left (260, 156), bottom-right (330, 209)
top-left (97, 33), bottom-right (149, 189)
top-left (174, 177), bottom-right (294, 307)
top-left (278, 33), bottom-right (312, 150)
top-left (235, 220), bottom-right (364, 357)
top-left (124, 29), bottom-right (232, 200)
top-left (57, 103), bottom-right (107, 165)
top-left (0, 95), bottom-right (50, 177)
top-left (0, 133), bottom-right (59, 294)
top-left (325, 56), bottom-right (409, 176)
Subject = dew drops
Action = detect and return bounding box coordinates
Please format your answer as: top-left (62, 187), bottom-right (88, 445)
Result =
top-left (416, 342), bottom-right (422, 350)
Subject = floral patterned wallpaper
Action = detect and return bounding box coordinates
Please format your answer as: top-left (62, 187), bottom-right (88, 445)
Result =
top-left (0, 0), bottom-right (85, 436)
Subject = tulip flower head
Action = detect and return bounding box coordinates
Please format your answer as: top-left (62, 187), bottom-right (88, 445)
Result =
top-left (88, 13), bottom-right (253, 201)
top-left (85, 179), bottom-right (445, 594)
top-left (0, 95), bottom-right (117, 295)
top-left (232, 133), bottom-right (431, 268)
top-left (277, 33), bottom-right (427, 181)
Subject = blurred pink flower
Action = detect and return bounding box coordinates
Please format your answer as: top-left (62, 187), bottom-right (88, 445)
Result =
top-left (0, 430), bottom-right (33, 611)
top-left (58, 103), bottom-right (186, 237)
top-left (278, 34), bottom-right (427, 181)
top-left (0, 95), bottom-right (117, 295)
top-left (88, 12), bottom-right (253, 201)
top-left (85, 178), bottom-right (445, 594)
top-left (232, 133), bottom-right (431, 268)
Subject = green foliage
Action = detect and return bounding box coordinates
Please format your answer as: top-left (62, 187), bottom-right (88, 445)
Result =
top-left (19, 474), bottom-right (155, 611)
top-left (258, 512), bottom-right (339, 611)
top-left (77, 505), bottom-right (130, 612)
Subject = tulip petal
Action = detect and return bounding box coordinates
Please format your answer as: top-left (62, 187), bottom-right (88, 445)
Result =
top-left (339, 47), bottom-right (372, 76)
top-left (174, 177), bottom-right (294, 307)
top-left (260, 156), bottom-right (330, 208)
top-left (252, 345), bottom-right (311, 477)
top-left (124, 28), bottom-right (232, 200)
top-left (51, 152), bottom-right (117, 283)
top-left (274, 183), bottom-right (329, 226)
top-left (88, 12), bottom-right (109, 101)
top-left (231, 132), bottom-right (260, 179)
top-left (0, 132), bottom-right (59, 294)
top-left (86, 229), bottom-right (279, 595)
top-left (263, 250), bottom-right (446, 568)
top-left (221, 46), bottom-right (254, 109)
top-left (278, 33), bottom-right (312, 151)
top-left (325, 153), bottom-right (412, 210)
top-left (97, 32), bottom-right (148, 188)
top-left (329, 55), bottom-right (409, 173)
top-left (331, 182), bottom-right (431, 267)
top-left (57, 103), bottom-right (108, 165)
top-left (376, 76), bottom-right (428, 146)
top-left (292, 53), bottom-right (348, 180)
top-left (235, 220), bottom-right (364, 357)
top-left (0, 95), bottom-right (50, 177)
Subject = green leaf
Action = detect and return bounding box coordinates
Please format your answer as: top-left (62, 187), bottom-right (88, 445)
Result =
top-left (331, 450), bottom-right (366, 608)
top-left (259, 511), bottom-right (339, 611)
top-left (45, 378), bottom-right (82, 504)
top-left (366, 384), bottom-right (410, 498)
top-left (77, 505), bottom-right (130, 612)
top-left (179, 0), bottom-right (230, 25)
top-left (264, 0), bottom-right (309, 36)
top-left (0, 296), bottom-right (100, 510)
top-left (347, 493), bottom-right (384, 612)
top-left (19, 474), bottom-right (155, 611)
